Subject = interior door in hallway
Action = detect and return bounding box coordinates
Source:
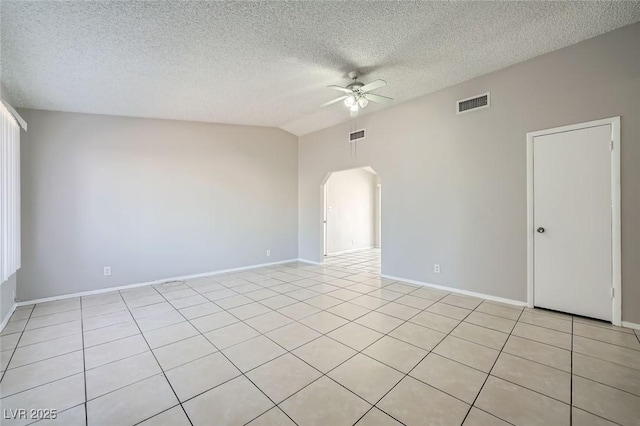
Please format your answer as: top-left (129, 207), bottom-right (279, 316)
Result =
top-left (533, 124), bottom-right (613, 321)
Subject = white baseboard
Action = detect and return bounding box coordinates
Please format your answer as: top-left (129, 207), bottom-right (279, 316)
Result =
top-left (621, 321), bottom-right (640, 331)
top-left (297, 258), bottom-right (323, 265)
top-left (0, 303), bottom-right (17, 333)
top-left (326, 246), bottom-right (375, 256)
top-left (15, 258), bottom-right (299, 307)
top-left (381, 273), bottom-right (527, 308)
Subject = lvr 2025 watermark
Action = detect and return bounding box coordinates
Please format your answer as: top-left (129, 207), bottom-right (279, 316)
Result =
top-left (3, 409), bottom-right (57, 420)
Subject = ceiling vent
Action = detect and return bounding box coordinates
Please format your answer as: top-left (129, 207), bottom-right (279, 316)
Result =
top-left (457, 92), bottom-right (490, 114)
top-left (349, 129), bottom-right (366, 143)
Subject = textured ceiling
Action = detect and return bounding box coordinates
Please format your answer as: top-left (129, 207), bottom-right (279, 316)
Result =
top-left (2, 2), bottom-right (639, 136)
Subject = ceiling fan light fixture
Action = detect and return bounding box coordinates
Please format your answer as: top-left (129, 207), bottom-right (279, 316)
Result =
top-left (323, 75), bottom-right (392, 114)
top-left (344, 95), bottom-right (356, 107)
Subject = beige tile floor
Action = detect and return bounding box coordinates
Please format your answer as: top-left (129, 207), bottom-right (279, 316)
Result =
top-left (0, 248), bottom-right (639, 425)
top-left (323, 248), bottom-right (381, 274)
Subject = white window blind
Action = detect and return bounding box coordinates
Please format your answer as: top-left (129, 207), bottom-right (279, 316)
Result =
top-left (0, 102), bottom-right (21, 283)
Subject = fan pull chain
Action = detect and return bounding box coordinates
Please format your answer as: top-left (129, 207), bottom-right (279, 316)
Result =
top-left (352, 117), bottom-right (358, 159)
top-left (349, 118), bottom-right (354, 159)
top-left (350, 120), bottom-right (353, 158)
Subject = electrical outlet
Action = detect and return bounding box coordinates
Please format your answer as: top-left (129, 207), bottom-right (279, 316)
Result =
top-left (103, 266), bottom-right (112, 276)
top-left (434, 264), bottom-right (441, 273)
top-left (266, 249), bottom-right (271, 257)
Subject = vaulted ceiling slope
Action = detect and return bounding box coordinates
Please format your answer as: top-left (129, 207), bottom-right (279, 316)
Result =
top-left (2, 1), bottom-right (639, 136)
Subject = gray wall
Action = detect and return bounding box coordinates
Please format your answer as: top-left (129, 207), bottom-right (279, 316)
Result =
top-left (18, 110), bottom-right (298, 301)
top-left (326, 168), bottom-right (376, 254)
top-left (1, 273), bottom-right (17, 325)
top-left (298, 23), bottom-right (640, 322)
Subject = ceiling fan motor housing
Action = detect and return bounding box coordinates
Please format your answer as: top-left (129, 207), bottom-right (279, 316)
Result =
top-left (346, 81), bottom-right (364, 91)
top-left (320, 74), bottom-right (391, 111)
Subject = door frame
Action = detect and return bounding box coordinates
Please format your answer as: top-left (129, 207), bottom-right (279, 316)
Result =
top-left (375, 184), bottom-right (382, 248)
top-left (526, 116), bottom-right (621, 325)
top-left (323, 184), bottom-right (328, 256)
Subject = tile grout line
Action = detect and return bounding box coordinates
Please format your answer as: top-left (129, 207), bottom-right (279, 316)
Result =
top-left (570, 315), bottom-right (574, 426)
top-left (572, 404), bottom-right (626, 426)
top-left (207, 268), bottom-right (401, 421)
top-left (0, 305), bottom-right (34, 384)
top-left (156, 263), bottom-right (430, 424)
top-left (354, 296), bottom-right (497, 425)
top-left (3, 271), bottom-right (378, 403)
top-left (485, 324), bottom-right (618, 409)
top-left (5, 293), bottom-right (636, 406)
top-left (145, 262), bottom-right (624, 422)
top-left (458, 303), bottom-right (525, 425)
top-left (164, 260), bottom-right (636, 418)
top-left (4, 255), bottom-right (636, 425)
top-left (523, 320), bottom-right (640, 352)
top-left (251, 278), bottom-right (438, 425)
top-left (14, 296), bottom-right (623, 421)
top-left (119, 288), bottom-right (196, 426)
top-left (349, 313), bottom-right (454, 424)
top-left (501, 332), bottom-right (640, 373)
top-left (4, 310), bottom-right (86, 426)
top-left (151, 281), bottom-right (301, 426)
top-left (79, 295), bottom-right (89, 426)
top-left (571, 371), bottom-right (640, 398)
top-left (0, 287), bottom-right (591, 389)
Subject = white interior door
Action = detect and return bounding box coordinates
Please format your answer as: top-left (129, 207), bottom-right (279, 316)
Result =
top-left (533, 124), bottom-right (612, 321)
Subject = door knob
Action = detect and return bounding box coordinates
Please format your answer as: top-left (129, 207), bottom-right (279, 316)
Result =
top-left (537, 227), bottom-right (545, 233)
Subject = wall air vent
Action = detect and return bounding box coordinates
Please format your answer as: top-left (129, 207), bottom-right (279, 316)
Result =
top-left (457, 92), bottom-right (490, 114)
top-left (349, 129), bottom-right (366, 143)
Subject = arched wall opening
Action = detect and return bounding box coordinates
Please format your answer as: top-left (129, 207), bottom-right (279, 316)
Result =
top-left (320, 166), bottom-right (381, 272)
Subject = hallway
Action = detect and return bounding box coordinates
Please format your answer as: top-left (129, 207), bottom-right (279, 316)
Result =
top-left (323, 248), bottom-right (381, 274)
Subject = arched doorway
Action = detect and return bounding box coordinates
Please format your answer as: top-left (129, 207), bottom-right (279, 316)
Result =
top-left (321, 167), bottom-right (381, 274)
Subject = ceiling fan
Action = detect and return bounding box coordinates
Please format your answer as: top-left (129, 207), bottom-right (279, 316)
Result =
top-left (321, 71), bottom-right (393, 117)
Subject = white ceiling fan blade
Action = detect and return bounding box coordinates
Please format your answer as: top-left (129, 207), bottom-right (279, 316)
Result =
top-left (328, 85), bottom-right (353, 94)
top-left (365, 93), bottom-right (394, 105)
top-left (320, 95), bottom-right (348, 108)
top-left (360, 79), bottom-right (387, 93)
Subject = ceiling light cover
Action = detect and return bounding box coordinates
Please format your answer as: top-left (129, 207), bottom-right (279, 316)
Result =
top-left (344, 96), bottom-right (356, 107)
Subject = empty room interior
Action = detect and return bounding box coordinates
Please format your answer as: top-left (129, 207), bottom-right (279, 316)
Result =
top-left (1, 2), bottom-right (640, 425)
